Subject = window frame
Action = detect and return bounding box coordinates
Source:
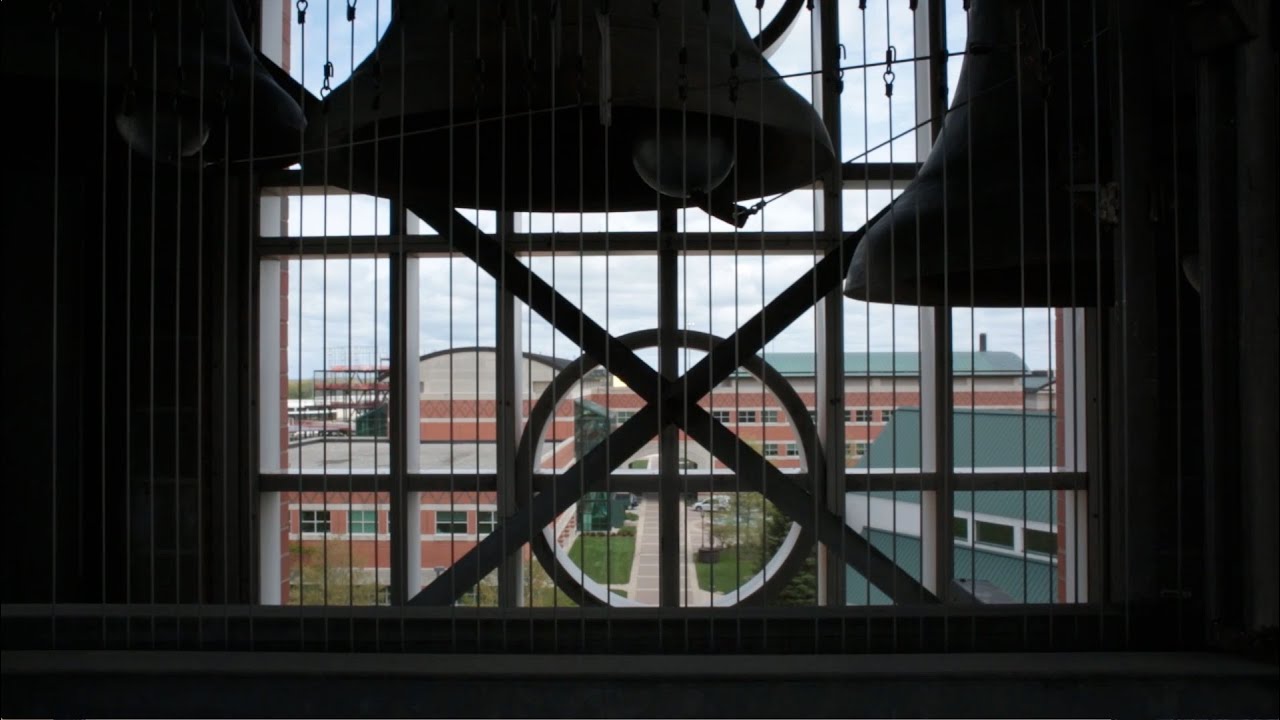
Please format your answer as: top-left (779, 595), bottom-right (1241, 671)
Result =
top-left (349, 510), bottom-right (378, 536)
top-left (300, 510), bottom-right (332, 535)
top-left (434, 510), bottom-right (469, 536)
top-left (249, 5), bottom-right (1096, 612)
top-left (975, 521), bottom-right (1016, 549)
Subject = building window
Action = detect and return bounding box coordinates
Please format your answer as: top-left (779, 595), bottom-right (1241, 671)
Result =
top-left (843, 409), bottom-right (852, 423)
top-left (881, 409), bottom-right (894, 423)
top-left (763, 443), bottom-right (780, 457)
top-left (300, 510), bottom-right (331, 534)
top-left (854, 408), bottom-right (874, 423)
top-left (952, 516), bottom-right (970, 541)
top-left (349, 510), bottom-right (377, 535)
top-left (853, 441), bottom-right (868, 458)
top-left (785, 443), bottom-right (800, 457)
top-left (975, 521), bottom-right (1015, 549)
top-left (477, 511), bottom-right (498, 535)
top-left (1024, 528), bottom-right (1058, 555)
top-left (762, 408), bottom-right (779, 423)
top-left (615, 410), bottom-right (636, 423)
top-left (435, 511), bottom-right (468, 535)
top-left (710, 409), bottom-right (732, 423)
top-left (738, 409), bottom-right (757, 424)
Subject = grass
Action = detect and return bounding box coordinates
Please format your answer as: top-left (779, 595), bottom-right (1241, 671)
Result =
top-left (625, 511), bottom-right (639, 522)
top-left (567, 534), bottom-right (636, 586)
top-left (694, 544), bottom-right (765, 594)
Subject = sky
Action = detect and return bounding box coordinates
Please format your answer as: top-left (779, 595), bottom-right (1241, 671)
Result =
top-left (273, 1), bottom-right (1056, 380)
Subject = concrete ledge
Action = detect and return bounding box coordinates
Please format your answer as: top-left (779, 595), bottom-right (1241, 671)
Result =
top-left (3, 650), bottom-right (1277, 718)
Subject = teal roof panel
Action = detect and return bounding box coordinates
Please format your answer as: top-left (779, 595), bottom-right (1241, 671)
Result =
top-left (846, 530), bottom-right (1057, 605)
top-left (745, 351), bottom-right (1028, 377)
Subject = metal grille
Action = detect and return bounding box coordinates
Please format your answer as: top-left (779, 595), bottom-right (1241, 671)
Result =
top-left (5, 0), bottom-right (1254, 665)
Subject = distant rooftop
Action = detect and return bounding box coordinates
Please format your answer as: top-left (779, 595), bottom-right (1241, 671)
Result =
top-left (418, 346), bottom-right (573, 371)
top-left (739, 350), bottom-right (1030, 377)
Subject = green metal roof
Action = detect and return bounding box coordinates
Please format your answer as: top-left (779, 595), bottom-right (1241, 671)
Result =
top-left (743, 351), bottom-right (1029, 377)
top-left (857, 407), bottom-right (1057, 470)
top-left (855, 408), bottom-right (1058, 522)
top-left (846, 530), bottom-right (1056, 605)
top-left (1023, 372), bottom-right (1055, 393)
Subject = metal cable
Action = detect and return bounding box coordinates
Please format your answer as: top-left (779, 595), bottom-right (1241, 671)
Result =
top-left (50, 0), bottom-right (61, 651)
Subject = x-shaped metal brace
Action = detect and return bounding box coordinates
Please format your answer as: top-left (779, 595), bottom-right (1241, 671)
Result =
top-left (406, 196), bottom-right (936, 606)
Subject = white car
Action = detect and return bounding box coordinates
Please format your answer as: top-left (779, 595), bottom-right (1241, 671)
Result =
top-left (691, 496), bottom-right (730, 512)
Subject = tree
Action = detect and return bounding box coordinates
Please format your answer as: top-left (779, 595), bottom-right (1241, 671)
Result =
top-left (763, 500), bottom-right (818, 606)
top-left (289, 539), bottom-right (386, 606)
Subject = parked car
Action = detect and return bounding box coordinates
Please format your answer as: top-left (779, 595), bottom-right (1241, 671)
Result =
top-left (691, 496), bottom-right (730, 512)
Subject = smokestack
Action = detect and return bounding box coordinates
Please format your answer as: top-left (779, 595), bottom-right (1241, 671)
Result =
top-left (979, 333), bottom-right (988, 352)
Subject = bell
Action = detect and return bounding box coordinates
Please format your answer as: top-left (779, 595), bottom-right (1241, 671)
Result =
top-left (314, 0), bottom-right (834, 216)
top-left (0, 0), bottom-right (306, 166)
top-left (844, 0), bottom-right (1108, 307)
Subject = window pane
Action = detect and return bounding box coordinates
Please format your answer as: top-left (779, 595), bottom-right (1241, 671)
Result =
top-left (349, 510), bottom-right (378, 535)
top-left (281, 492), bottom-right (391, 607)
top-left (415, 255), bottom-right (498, 473)
top-left (951, 491), bottom-right (1075, 604)
top-left (951, 308), bottom-right (1086, 472)
top-left (1025, 528), bottom-right (1059, 556)
top-left (952, 516), bottom-right (970, 540)
top-left (417, 492), bottom-right (501, 607)
top-left (839, 0), bottom-right (922, 163)
top-left (975, 521), bottom-right (1015, 548)
top-left (433, 510), bottom-right (469, 535)
top-left (259, 192), bottom-right (391, 238)
top-left (262, 257), bottom-right (392, 474)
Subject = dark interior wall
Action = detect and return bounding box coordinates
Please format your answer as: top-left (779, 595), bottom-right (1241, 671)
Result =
top-left (1102, 2), bottom-right (1208, 643)
top-left (0, 71), bottom-right (253, 606)
top-left (1233, 0), bottom-right (1278, 636)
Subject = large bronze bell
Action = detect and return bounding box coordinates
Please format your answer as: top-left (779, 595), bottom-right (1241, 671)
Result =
top-left (313, 0), bottom-right (834, 216)
top-left (0, 0), bottom-right (306, 166)
top-left (844, 0), bottom-right (1110, 307)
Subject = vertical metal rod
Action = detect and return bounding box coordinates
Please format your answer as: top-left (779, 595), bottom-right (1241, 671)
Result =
top-left (389, 247), bottom-right (409, 607)
top-left (245, 1), bottom-right (261, 649)
top-left (658, 209), bottom-right (681, 610)
top-left (320, 1), bottom-right (332, 640)
top-left (345, 0), bottom-right (358, 626)
top-left (814, 0), bottom-right (845, 617)
top-left (100, 18), bottom-right (111, 648)
top-left (496, 213), bottom-right (523, 610)
top-left (173, 0), bottom-right (185, 635)
top-left (50, 12), bottom-right (61, 649)
top-left (148, 9), bottom-right (159, 647)
top-left (1170, 35), bottom-right (1183, 641)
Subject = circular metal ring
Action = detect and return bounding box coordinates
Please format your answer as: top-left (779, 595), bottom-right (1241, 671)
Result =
top-left (514, 329), bottom-right (821, 607)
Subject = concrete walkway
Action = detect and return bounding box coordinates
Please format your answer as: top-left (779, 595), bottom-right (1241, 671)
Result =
top-left (624, 494), bottom-right (720, 606)
top-left (627, 493), bottom-right (660, 604)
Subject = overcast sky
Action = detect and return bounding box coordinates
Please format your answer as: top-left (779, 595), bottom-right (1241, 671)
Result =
top-left (277, 2), bottom-right (1055, 381)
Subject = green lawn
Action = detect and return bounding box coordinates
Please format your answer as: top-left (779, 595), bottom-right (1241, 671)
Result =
top-left (694, 544), bottom-right (765, 593)
top-left (567, 534), bottom-right (636, 587)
